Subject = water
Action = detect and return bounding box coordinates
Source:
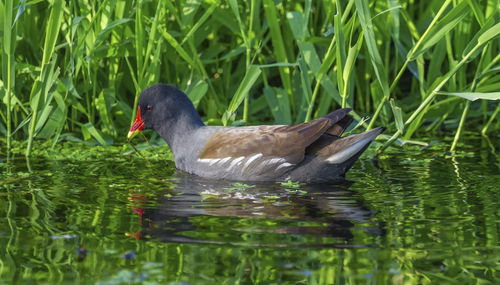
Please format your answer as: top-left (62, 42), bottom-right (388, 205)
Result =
top-left (0, 138), bottom-right (498, 284)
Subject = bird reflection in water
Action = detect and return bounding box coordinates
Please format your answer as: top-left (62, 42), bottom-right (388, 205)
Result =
top-left (126, 173), bottom-right (385, 248)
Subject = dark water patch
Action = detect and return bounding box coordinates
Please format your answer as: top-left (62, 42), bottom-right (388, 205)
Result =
top-left (0, 138), bottom-right (499, 284)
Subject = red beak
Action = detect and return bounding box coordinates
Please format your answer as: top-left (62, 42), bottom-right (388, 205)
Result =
top-left (127, 108), bottom-right (145, 139)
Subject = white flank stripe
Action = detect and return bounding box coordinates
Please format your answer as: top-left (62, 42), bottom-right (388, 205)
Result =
top-left (263, 158), bottom-right (285, 167)
top-left (241, 153), bottom-right (263, 172)
top-left (197, 158), bottom-right (221, 166)
top-left (208, 159), bottom-right (220, 166)
top-left (217, 157), bottom-right (232, 166)
top-left (199, 154), bottom-right (294, 173)
top-left (227, 156), bottom-right (245, 171)
top-left (276, 162), bottom-right (294, 170)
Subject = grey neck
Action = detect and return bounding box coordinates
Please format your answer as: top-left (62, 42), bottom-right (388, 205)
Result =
top-left (156, 110), bottom-right (205, 157)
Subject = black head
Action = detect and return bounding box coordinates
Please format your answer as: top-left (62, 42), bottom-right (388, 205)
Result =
top-left (128, 84), bottom-right (203, 140)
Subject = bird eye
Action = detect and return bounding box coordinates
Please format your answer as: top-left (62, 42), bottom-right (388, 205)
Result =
top-left (146, 105), bottom-right (153, 111)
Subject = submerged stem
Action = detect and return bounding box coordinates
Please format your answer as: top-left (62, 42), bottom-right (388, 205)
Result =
top-left (4, 0), bottom-right (15, 152)
top-left (305, 80), bottom-right (322, 122)
top-left (127, 142), bottom-right (146, 159)
top-left (481, 104), bottom-right (499, 136)
top-left (450, 101), bottom-right (470, 153)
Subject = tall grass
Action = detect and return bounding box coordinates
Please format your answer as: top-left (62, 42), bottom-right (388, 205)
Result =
top-left (0, 0), bottom-right (498, 156)
top-left (2, 0), bottom-right (16, 152)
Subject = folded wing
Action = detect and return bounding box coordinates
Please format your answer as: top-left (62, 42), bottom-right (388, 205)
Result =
top-left (197, 108), bottom-right (352, 177)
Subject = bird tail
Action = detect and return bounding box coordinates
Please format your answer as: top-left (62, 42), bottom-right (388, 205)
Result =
top-left (287, 127), bottom-right (385, 183)
top-left (324, 127), bottom-right (385, 164)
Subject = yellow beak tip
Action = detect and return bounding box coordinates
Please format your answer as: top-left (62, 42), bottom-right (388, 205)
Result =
top-left (127, 130), bottom-right (139, 140)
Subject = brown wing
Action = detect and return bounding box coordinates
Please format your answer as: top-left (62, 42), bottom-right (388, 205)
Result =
top-left (200, 108), bottom-right (352, 164)
top-left (324, 115), bottom-right (353, 137)
top-left (306, 114), bottom-right (354, 154)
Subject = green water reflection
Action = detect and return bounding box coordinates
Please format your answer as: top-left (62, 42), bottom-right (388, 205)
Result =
top-left (0, 138), bottom-right (498, 284)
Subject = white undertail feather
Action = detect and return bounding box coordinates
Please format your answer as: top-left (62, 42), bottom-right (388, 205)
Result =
top-left (325, 130), bottom-right (380, 164)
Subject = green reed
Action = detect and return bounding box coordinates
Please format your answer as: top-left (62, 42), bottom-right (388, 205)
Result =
top-left (0, 0), bottom-right (498, 156)
top-left (2, 0), bottom-right (16, 152)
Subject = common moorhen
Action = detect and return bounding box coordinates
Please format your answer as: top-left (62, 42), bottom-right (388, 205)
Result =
top-left (128, 84), bottom-right (384, 182)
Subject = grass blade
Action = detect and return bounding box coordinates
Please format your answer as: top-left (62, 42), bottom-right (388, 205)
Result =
top-left (186, 80), bottom-right (209, 108)
top-left (263, 87), bottom-right (292, 124)
top-left (2, 0), bottom-right (16, 152)
top-left (355, 0), bottom-right (390, 129)
top-left (180, 4), bottom-right (217, 46)
top-left (159, 28), bottom-right (195, 67)
top-left (263, 0), bottom-right (293, 99)
top-left (354, 0), bottom-right (389, 93)
top-left (390, 99), bottom-right (404, 133)
top-left (26, 0), bottom-right (64, 157)
top-left (222, 65), bottom-right (261, 126)
top-left (287, 10), bottom-right (341, 121)
top-left (408, 1), bottom-right (470, 60)
top-left (82, 122), bottom-right (108, 146)
top-left (437, 92), bottom-right (500, 101)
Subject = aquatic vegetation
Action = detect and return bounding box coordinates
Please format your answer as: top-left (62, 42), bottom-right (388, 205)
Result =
top-left (0, 0), bottom-right (498, 157)
top-left (279, 180), bottom-right (303, 189)
top-left (225, 182), bottom-right (255, 191)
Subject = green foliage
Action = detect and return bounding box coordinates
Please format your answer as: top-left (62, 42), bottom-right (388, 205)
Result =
top-left (279, 180), bottom-right (302, 188)
top-left (225, 182), bottom-right (255, 191)
top-left (284, 188), bottom-right (307, 195)
top-left (0, 0), bottom-right (498, 155)
top-left (279, 180), bottom-right (306, 194)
